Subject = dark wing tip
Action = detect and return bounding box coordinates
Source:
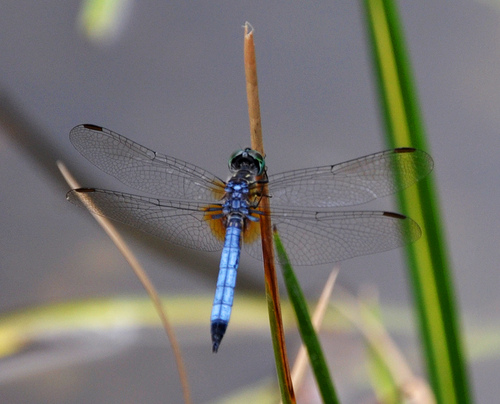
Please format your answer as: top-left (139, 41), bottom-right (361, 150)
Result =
top-left (383, 211), bottom-right (407, 219)
top-left (75, 187), bottom-right (97, 193)
top-left (82, 124), bottom-right (103, 131)
top-left (383, 211), bottom-right (423, 243)
top-left (394, 147), bottom-right (434, 179)
top-left (394, 147), bottom-right (416, 153)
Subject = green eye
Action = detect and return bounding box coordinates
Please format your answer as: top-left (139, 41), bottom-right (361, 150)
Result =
top-left (228, 148), bottom-right (265, 175)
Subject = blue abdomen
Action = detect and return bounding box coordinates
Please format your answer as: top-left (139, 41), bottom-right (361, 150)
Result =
top-left (210, 221), bottom-right (242, 352)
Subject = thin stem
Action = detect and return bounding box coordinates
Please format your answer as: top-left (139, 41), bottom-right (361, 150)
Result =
top-left (58, 161), bottom-right (191, 404)
top-left (243, 22), bottom-right (295, 404)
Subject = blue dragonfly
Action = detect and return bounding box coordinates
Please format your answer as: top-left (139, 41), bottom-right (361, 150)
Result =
top-left (67, 124), bottom-right (433, 352)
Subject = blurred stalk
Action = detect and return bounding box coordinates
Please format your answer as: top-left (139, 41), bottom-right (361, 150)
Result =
top-left (362, 0), bottom-right (472, 403)
top-left (78, 0), bottom-right (133, 45)
top-left (58, 162), bottom-right (191, 404)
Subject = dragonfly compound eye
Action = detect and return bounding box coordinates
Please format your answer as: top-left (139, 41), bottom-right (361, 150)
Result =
top-left (228, 148), bottom-right (266, 175)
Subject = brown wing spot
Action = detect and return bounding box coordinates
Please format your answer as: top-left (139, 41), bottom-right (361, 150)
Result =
top-left (394, 147), bottom-right (416, 153)
top-left (202, 205), bottom-right (226, 242)
top-left (383, 211), bottom-right (406, 219)
top-left (76, 188), bottom-right (97, 193)
top-left (82, 124), bottom-right (104, 131)
top-left (242, 216), bottom-right (261, 245)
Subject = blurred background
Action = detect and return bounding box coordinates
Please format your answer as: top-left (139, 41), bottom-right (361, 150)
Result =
top-left (0, 1), bottom-right (498, 402)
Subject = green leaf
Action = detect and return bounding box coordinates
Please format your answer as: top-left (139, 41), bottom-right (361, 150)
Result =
top-left (362, 0), bottom-right (473, 403)
top-left (273, 227), bottom-right (340, 404)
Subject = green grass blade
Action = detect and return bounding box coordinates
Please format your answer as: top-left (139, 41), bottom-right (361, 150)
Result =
top-left (366, 343), bottom-right (400, 404)
top-left (362, 0), bottom-right (473, 403)
top-left (273, 227), bottom-right (340, 404)
top-left (362, 299), bottom-right (401, 404)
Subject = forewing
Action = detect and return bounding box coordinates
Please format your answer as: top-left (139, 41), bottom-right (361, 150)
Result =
top-left (243, 208), bottom-right (421, 265)
top-left (67, 188), bottom-right (225, 252)
top-left (267, 148), bottom-right (433, 208)
top-left (70, 124), bottom-right (226, 201)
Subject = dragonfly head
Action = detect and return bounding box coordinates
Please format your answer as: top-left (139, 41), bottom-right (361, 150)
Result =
top-left (228, 148), bottom-right (265, 175)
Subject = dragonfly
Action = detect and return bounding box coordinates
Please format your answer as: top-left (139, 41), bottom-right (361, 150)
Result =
top-left (67, 124), bottom-right (433, 352)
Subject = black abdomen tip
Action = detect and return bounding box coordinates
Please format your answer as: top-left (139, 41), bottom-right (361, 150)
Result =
top-left (211, 321), bottom-right (228, 353)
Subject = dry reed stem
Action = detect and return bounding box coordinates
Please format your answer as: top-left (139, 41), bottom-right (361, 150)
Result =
top-left (243, 22), bottom-right (295, 402)
top-left (57, 161), bottom-right (191, 404)
top-left (335, 285), bottom-right (435, 404)
top-left (290, 267), bottom-right (339, 393)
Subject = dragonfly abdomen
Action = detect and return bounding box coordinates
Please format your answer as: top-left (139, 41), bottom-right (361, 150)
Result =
top-left (211, 217), bottom-right (243, 352)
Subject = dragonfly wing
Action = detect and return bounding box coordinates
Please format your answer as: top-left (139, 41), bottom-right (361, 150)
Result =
top-left (70, 124), bottom-right (226, 201)
top-left (67, 188), bottom-right (225, 252)
top-left (243, 208), bottom-right (421, 265)
top-left (267, 148), bottom-right (433, 208)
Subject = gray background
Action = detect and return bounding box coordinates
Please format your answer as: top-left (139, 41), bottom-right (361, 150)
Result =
top-left (0, 1), bottom-right (498, 403)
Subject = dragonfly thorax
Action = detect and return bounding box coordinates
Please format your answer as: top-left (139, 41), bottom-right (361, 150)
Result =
top-left (222, 179), bottom-right (254, 219)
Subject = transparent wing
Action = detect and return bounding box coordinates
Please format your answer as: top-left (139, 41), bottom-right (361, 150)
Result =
top-left (67, 189), bottom-right (420, 265)
top-left (243, 208), bottom-right (421, 265)
top-left (67, 188), bottom-right (225, 252)
top-left (69, 124), bottom-right (227, 201)
top-left (267, 148), bottom-right (433, 208)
